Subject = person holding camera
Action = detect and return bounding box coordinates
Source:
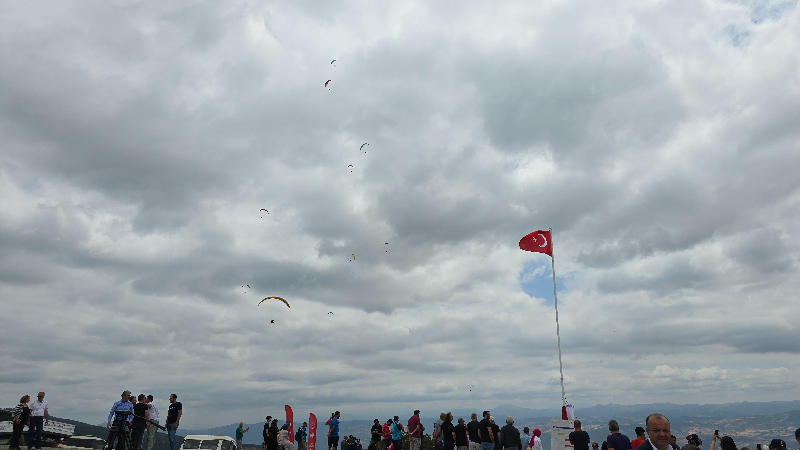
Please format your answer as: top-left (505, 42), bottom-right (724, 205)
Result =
top-left (131, 395), bottom-right (150, 450)
top-left (107, 391), bottom-right (135, 450)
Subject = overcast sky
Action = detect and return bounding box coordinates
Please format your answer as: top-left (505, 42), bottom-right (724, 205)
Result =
top-left (2, 0), bottom-right (800, 429)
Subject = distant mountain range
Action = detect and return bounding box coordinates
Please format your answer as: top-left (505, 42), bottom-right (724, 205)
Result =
top-left (181, 400), bottom-right (800, 450)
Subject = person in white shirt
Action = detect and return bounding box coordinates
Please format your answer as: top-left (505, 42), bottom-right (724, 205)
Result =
top-left (146, 395), bottom-right (160, 450)
top-left (28, 392), bottom-right (49, 450)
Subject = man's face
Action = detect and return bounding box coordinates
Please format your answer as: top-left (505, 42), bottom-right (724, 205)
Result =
top-left (170, 395), bottom-right (176, 403)
top-left (37, 393), bottom-right (45, 401)
top-left (484, 412), bottom-right (490, 419)
top-left (122, 393), bottom-right (130, 402)
top-left (646, 417), bottom-right (671, 450)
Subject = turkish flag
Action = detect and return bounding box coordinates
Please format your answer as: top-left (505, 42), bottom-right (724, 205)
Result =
top-left (308, 414), bottom-right (317, 450)
top-left (519, 230), bottom-right (552, 256)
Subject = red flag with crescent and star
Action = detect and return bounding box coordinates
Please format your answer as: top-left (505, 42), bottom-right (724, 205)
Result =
top-left (519, 230), bottom-right (552, 256)
top-left (308, 413), bottom-right (317, 450)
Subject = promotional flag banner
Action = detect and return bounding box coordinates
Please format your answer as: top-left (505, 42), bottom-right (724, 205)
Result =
top-left (519, 230), bottom-right (552, 256)
top-left (286, 405), bottom-right (294, 443)
top-left (308, 414), bottom-right (317, 450)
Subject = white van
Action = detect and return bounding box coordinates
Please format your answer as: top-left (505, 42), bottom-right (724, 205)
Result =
top-left (181, 435), bottom-right (238, 450)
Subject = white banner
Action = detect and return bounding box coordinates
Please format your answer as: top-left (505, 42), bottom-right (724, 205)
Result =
top-left (550, 420), bottom-right (574, 450)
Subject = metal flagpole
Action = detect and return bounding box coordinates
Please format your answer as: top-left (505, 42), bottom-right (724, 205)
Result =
top-left (550, 227), bottom-right (566, 408)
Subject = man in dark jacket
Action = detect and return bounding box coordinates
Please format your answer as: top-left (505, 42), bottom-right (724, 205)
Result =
top-left (633, 414), bottom-right (672, 450)
top-left (500, 417), bottom-right (521, 450)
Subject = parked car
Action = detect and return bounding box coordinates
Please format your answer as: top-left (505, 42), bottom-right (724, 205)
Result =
top-left (181, 435), bottom-right (237, 450)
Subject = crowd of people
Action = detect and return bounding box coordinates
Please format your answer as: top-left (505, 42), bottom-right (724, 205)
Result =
top-left (102, 391), bottom-right (182, 450)
top-left (8, 395), bottom-right (800, 450)
top-left (315, 410), bottom-right (800, 450)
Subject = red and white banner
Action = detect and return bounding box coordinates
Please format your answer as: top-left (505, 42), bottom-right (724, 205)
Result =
top-left (519, 230), bottom-right (552, 256)
top-left (308, 413), bottom-right (317, 450)
top-left (286, 405), bottom-right (294, 443)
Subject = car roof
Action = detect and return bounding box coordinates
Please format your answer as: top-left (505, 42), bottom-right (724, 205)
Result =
top-left (183, 435), bottom-right (236, 442)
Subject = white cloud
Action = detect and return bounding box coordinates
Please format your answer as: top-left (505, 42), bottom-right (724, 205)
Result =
top-left (1, 0), bottom-right (800, 429)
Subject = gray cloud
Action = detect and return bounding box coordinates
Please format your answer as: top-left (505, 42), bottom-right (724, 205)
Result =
top-left (2, 0), bottom-right (800, 429)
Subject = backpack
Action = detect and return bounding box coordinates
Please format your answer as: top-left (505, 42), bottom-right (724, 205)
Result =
top-left (295, 428), bottom-right (303, 442)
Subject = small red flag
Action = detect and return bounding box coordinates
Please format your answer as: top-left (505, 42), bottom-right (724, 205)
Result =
top-left (519, 230), bottom-right (552, 256)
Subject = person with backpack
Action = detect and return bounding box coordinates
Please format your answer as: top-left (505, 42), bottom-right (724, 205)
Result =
top-left (391, 416), bottom-right (404, 450)
top-left (296, 422), bottom-right (308, 450)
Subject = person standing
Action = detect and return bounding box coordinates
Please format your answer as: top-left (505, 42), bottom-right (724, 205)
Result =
top-left (297, 422), bottom-right (308, 450)
top-left (500, 417), bottom-right (521, 450)
top-left (328, 412), bottom-right (341, 450)
top-left (390, 416), bottom-right (404, 450)
top-left (145, 396), bottom-right (160, 450)
top-left (455, 418), bottom-right (469, 450)
top-left (408, 411), bottom-right (423, 450)
top-left (131, 395), bottom-right (150, 450)
top-left (520, 429), bottom-right (531, 450)
top-left (279, 423), bottom-right (295, 450)
top-left (370, 420), bottom-right (382, 447)
top-left (264, 416), bottom-right (273, 450)
top-left (606, 421), bottom-right (630, 450)
top-left (527, 430), bottom-right (542, 450)
top-left (268, 419), bottom-right (279, 450)
top-left (467, 414), bottom-right (481, 450)
top-left (28, 392), bottom-right (49, 450)
top-left (10, 395), bottom-right (31, 450)
top-left (478, 412), bottom-right (494, 450)
top-left (166, 394), bottom-right (183, 450)
top-left (569, 421), bottom-right (591, 450)
top-left (489, 417), bottom-right (500, 450)
top-left (106, 391), bottom-right (135, 450)
top-left (237, 422), bottom-right (251, 450)
top-left (630, 428), bottom-right (646, 450)
top-left (434, 414), bottom-right (446, 450)
top-left (442, 414), bottom-right (456, 450)
top-left (382, 420), bottom-right (392, 450)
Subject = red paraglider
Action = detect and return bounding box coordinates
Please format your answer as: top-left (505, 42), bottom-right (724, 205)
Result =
top-left (325, 80), bottom-right (331, 88)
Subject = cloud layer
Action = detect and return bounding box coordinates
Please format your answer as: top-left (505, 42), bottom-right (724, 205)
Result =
top-left (2, 0), bottom-right (800, 428)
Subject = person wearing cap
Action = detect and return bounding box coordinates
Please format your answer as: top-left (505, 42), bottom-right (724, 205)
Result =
top-left (683, 434), bottom-right (702, 450)
top-left (106, 391), bottom-right (135, 450)
top-left (768, 440), bottom-right (786, 450)
top-left (390, 416), bottom-right (404, 450)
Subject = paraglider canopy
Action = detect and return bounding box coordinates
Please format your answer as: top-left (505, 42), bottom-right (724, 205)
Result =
top-left (258, 296), bottom-right (290, 308)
